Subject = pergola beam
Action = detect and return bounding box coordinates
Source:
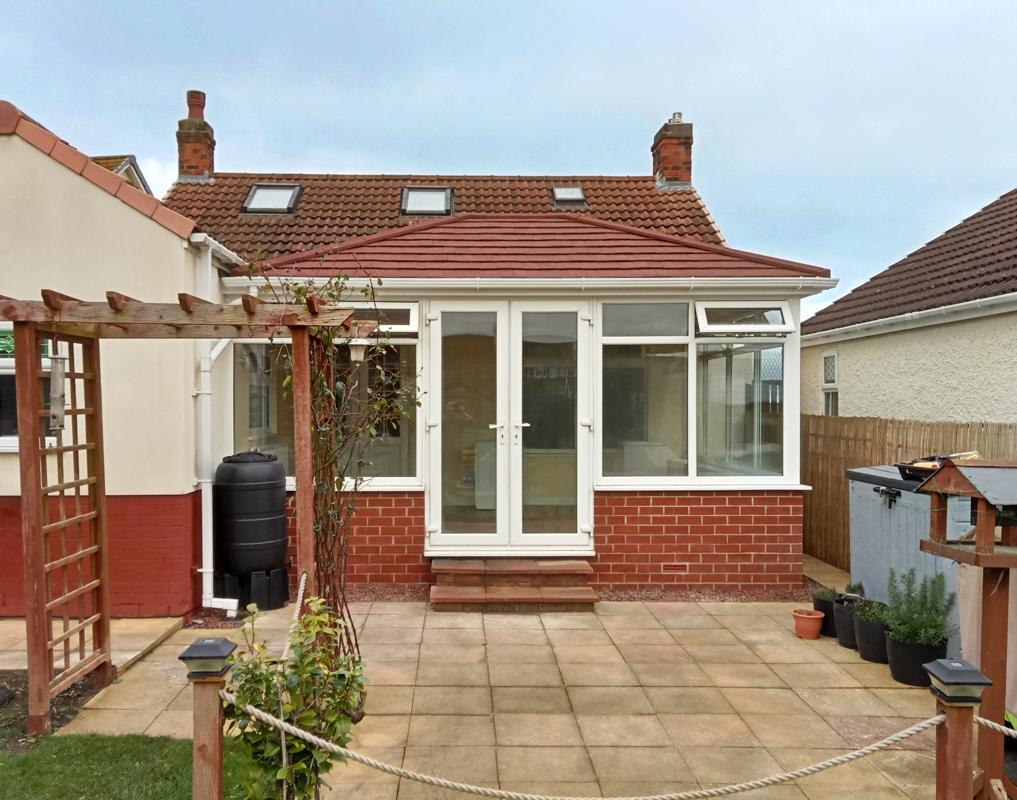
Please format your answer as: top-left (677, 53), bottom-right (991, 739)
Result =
top-left (1, 291), bottom-right (358, 331)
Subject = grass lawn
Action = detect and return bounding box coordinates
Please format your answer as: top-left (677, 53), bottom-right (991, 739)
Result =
top-left (0, 734), bottom-right (253, 800)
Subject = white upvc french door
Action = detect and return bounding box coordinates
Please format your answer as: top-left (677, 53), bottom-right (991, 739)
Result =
top-left (425, 300), bottom-right (593, 553)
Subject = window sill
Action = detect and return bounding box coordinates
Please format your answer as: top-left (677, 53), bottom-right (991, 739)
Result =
top-left (595, 481), bottom-right (812, 492)
top-left (284, 477), bottom-right (423, 493)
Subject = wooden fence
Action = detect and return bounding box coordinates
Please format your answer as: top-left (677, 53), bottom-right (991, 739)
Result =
top-left (800, 415), bottom-right (1017, 570)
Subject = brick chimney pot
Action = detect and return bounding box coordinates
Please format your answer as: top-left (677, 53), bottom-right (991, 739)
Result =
top-left (651, 113), bottom-right (694, 185)
top-left (177, 90), bottom-right (215, 181)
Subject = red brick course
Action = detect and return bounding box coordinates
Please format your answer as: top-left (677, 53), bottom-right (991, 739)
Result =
top-left (0, 493), bottom-right (201, 617)
top-left (592, 490), bottom-right (804, 590)
top-left (286, 489), bottom-right (802, 591)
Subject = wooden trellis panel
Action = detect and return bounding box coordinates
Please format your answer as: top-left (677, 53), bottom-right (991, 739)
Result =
top-left (15, 323), bottom-right (112, 734)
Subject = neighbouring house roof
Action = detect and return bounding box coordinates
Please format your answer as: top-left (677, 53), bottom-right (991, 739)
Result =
top-left (163, 173), bottom-right (725, 262)
top-left (260, 213), bottom-right (829, 280)
top-left (803, 188), bottom-right (1017, 335)
top-left (0, 101), bottom-right (194, 239)
top-left (91, 154), bottom-right (153, 195)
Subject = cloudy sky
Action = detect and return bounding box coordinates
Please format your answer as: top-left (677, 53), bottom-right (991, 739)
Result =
top-left (3, 1), bottom-right (1015, 316)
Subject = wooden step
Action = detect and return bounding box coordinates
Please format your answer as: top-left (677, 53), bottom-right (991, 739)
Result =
top-left (429, 559), bottom-right (597, 611)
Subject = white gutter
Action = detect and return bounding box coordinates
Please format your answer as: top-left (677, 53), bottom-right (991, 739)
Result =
top-left (189, 233), bottom-right (246, 615)
top-left (801, 289), bottom-right (1017, 346)
top-left (222, 275), bottom-right (839, 297)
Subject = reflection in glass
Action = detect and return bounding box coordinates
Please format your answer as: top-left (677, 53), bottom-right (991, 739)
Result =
top-left (522, 313), bottom-right (577, 533)
top-left (603, 303), bottom-right (689, 337)
top-left (441, 313), bottom-right (498, 533)
top-left (697, 343), bottom-right (783, 476)
top-left (602, 345), bottom-right (688, 476)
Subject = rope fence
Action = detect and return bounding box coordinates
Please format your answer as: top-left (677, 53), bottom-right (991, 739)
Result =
top-left (975, 716), bottom-right (1017, 739)
top-left (221, 689), bottom-right (944, 800)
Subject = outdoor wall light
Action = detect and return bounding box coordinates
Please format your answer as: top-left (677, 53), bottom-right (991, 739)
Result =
top-left (178, 637), bottom-right (238, 678)
top-left (347, 339), bottom-right (371, 363)
top-left (923, 658), bottom-right (991, 705)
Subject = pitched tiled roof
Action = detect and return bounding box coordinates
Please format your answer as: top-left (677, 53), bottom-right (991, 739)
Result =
top-left (0, 101), bottom-right (194, 239)
top-left (163, 173), bottom-right (724, 262)
top-left (263, 214), bottom-right (828, 279)
top-left (803, 188), bottom-right (1017, 335)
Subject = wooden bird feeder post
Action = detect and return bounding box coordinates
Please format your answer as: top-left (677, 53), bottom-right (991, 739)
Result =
top-left (1, 290), bottom-right (370, 734)
top-left (917, 459), bottom-right (1017, 799)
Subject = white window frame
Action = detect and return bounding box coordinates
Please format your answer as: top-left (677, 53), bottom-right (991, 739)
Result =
top-left (595, 298), bottom-right (802, 490)
top-left (241, 184), bottom-right (302, 214)
top-left (821, 349), bottom-right (839, 416)
top-left (232, 333), bottom-right (424, 492)
top-left (694, 300), bottom-right (795, 335)
top-left (350, 301), bottom-right (419, 334)
top-left (0, 322), bottom-right (57, 453)
top-left (401, 186), bottom-right (453, 216)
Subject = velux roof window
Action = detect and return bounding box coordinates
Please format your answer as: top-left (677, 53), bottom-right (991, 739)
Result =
top-left (694, 301), bottom-right (795, 335)
top-left (242, 184), bottom-right (302, 214)
top-left (401, 186), bottom-right (452, 215)
top-left (552, 186), bottom-right (586, 205)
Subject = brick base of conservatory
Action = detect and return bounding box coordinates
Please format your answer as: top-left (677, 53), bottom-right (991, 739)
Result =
top-left (287, 489), bottom-right (803, 591)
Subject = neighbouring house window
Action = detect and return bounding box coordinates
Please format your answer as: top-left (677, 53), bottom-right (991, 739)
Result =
top-left (0, 327), bottom-right (17, 450)
top-left (696, 343), bottom-right (784, 477)
top-left (822, 350), bottom-right (839, 417)
top-left (234, 342), bottom-right (417, 479)
top-left (601, 303), bottom-right (689, 477)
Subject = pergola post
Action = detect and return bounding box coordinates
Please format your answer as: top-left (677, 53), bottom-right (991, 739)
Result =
top-left (14, 322), bottom-right (51, 734)
top-left (290, 325), bottom-right (316, 596)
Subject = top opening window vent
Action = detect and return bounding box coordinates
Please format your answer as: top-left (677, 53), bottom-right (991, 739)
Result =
top-left (694, 301), bottom-right (795, 335)
top-left (242, 184), bottom-right (302, 214)
top-left (401, 187), bottom-right (452, 215)
top-left (552, 186), bottom-right (586, 205)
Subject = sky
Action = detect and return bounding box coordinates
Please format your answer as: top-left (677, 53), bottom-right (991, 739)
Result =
top-left (3, 1), bottom-right (1016, 318)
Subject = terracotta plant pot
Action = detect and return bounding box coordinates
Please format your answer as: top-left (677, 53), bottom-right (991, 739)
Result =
top-left (792, 609), bottom-right (824, 640)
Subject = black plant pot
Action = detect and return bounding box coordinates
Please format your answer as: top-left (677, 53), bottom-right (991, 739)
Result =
top-left (812, 598), bottom-right (837, 637)
top-left (886, 635), bottom-right (947, 686)
top-left (854, 616), bottom-right (888, 663)
top-left (833, 601), bottom-right (857, 649)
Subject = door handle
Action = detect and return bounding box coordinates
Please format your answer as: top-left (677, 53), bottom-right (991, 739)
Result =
top-left (488, 422), bottom-right (504, 429)
top-left (488, 422), bottom-right (506, 445)
top-left (514, 422), bottom-right (531, 429)
top-left (580, 418), bottom-right (594, 431)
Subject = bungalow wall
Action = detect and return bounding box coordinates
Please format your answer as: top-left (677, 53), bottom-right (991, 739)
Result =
top-left (0, 135), bottom-right (206, 616)
top-left (801, 312), bottom-right (1017, 423)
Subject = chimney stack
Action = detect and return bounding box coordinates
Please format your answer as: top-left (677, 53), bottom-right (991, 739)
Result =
top-left (177, 90), bottom-right (215, 181)
top-left (651, 112), bottom-right (693, 185)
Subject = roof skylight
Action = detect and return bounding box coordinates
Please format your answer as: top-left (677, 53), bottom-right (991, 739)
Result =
top-left (552, 186), bottom-right (586, 204)
top-left (242, 184), bottom-right (301, 213)
top-left (401, 186), bottom-right (452, 215)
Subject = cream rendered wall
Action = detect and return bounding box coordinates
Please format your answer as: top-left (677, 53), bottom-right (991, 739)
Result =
top-left (801, 312), bottom-right (1017, 423)
top-left (0, 136), bottom-right (199, 495)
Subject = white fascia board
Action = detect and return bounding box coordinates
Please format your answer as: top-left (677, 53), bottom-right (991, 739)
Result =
top-left (221, 275), bottom-right (838, 298)
top-left (801, 290), bottom-right (1017, 347)
top-left (189, 233), bottom-right (247, 269)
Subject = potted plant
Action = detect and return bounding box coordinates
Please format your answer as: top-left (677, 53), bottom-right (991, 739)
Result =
top-left (792, 608), bottom-right (825, 639)
top-left (811, 585), bottom-right (838, 637)
top-left (884, 568), bottom-right (957, 687)
top-left (834, 581), bottom-right (865, 649)
top-left (853, 598), bottom-right (889, 663)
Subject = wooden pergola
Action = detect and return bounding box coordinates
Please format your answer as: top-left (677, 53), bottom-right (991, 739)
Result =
top-left (1, 289), bottom-right (370, 734)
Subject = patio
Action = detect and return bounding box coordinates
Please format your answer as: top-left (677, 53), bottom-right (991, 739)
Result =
top-left (60, 601), bottom-right (937, 800)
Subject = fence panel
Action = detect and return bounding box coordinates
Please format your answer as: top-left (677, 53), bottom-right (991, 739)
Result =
top-left (800, 415), bottom-right (1017, 571)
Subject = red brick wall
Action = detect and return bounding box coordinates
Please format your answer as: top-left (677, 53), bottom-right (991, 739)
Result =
top-left (0, 492), bottom-right (201, 617)
top-left (592, 490), bottom-right (804, 590)
top-left (285, 491), bottom-right (429, 590)
top-left (286, 489), bottom-right (802, 591)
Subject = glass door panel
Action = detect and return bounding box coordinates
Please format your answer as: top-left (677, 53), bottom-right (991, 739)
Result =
top-left (520, 312), bottom-right (578, 533)
top-left (441, 312), bottom-right (500, 533)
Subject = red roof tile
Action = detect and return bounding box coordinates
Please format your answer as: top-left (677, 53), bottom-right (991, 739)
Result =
top-left (163, 173), bottom-right (724, 262)
top-left (0, 100), bottom-right (195, 240)
top-left (262, 214), bottom-right (828, 279)
top-left (803, 188), bottom-right (1017, 334)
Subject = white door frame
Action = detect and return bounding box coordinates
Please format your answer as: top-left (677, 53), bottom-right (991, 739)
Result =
top-left (425, 299), bottom-right (594, 555)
